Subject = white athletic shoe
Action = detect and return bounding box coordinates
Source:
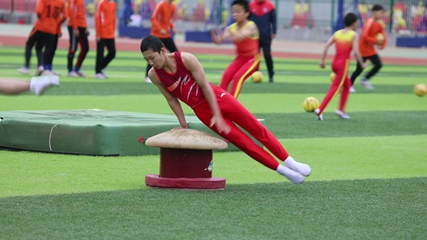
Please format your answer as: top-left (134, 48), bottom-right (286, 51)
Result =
top-left (314, 108), bottom-right (323, 121)
top-left (51, 70), bottom-right (60, 76)
top-left (30, 75), bottom-right (60, 95)
top-left (144, 76), bottom-right (152, 83)
top-left (276, 165), bottom-right (305, 184)
top-left (335, 110), bottom-right (350, 119)
top-left (94, 73), bottom-right (106, 79)
top-left (285, 156), bottom-right (311, 177)
top-left (34, 66), bottom-right (44, 76)
top-left (42, 70), bottom-right (54, 75)
top-left (360, 79), bottom-right (374, 90)
top-left (67, 71), bottom-right (79, 77)
top-left (350, 86), bottom-right (356, 93)
top-left (101, 69), bottom-right (108, 78)
top-left (18, 67), bottom-right (30, 74)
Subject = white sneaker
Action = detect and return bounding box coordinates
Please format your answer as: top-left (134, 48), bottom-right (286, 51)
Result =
top-left (101, 69), bottom-right (108, 78)
top-left (67, 71), bottom-right (79, 77)
top-left (94, 73), bottom-right (106, 79)
top-left (30, 75), bottom-right (60, 95)
top-left (335, 110), bottom-right (350, 119)
top-left (314, 108), bottom-right (323, 121)
top-left (34, 66), bottom-right (44, 76)
top-left (18, 67), bottom-right (30, 74)
top-left (360, 79), bottom-right (374, 90)
top-left (276, 165), bottom-right (305, 184)
top-left (51, 70), bottom-right (60, 76)
top-left (285, 156), bottom-right (311, 176)
top-left (144, 76), bottom-right (152, 83)
top-left (350, 86), bottom-right (356, 93)
top-left (42, 70), bottom-right (54, 75)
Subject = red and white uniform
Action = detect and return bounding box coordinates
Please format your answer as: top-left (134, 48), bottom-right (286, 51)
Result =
top-left (220, 21), bottom-right (260, 98)
top-left (154, 52), bottom-right (289, 170)
top-left (318, 30), bottom-right (355, 115)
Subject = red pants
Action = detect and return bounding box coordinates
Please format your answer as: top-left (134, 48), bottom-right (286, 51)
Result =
top-left (192, 86), bottom-right (288, 170)
top-left (318, 59), bottom-right (351, 115)
top-left (220, 54), bottom-right (260, 98)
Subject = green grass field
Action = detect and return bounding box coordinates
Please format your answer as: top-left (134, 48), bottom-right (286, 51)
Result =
top-left (1, 47), bottom-right (427, 239)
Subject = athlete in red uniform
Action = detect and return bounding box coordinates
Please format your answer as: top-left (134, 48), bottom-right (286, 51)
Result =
top-left (316, 13), bottom-right (366, 120)
top-left (140, 36), bottom-right (311, 184)
top-left (211, 0), bottom-right (259, 98)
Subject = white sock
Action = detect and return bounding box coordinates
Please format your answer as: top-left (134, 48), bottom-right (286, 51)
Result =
top-left (284, 156), bottom-right (311, 177)
top-left (276, 165), bottom-right (304, 184)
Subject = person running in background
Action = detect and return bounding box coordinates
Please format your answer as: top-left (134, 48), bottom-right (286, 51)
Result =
top-left (350, 4), bottom-right (386, 92)
top-left (67, 0), bottom-right (90, 77)
top-left (249, 0), bottom-right (277, 83)
top-left (145, 0), bottom-right (179, 83)
top-left (94, 0), bottom-right (116, 79)
top-left (315, 13), bottom-right (366, 120)
top-left (211, 0), bottom-right (260, 98)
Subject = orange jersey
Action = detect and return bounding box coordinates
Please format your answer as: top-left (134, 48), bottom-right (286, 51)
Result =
top-left (35, 0), bottom-right (67, 35)
top-left (359, 18), bottom-right (387, 57)
top-left (150, 0), bottom-right (176, 38)
top-left (333, 29), bottom-right (355, 60)
top-left (230, 21), bottom-right (259, 57)
top-left (68, 0), bottom-right (87, 29)
top-left (95, 0), bottom-right (116, 39)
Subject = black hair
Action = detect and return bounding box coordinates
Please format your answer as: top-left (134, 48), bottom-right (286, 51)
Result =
top-left (232, 0), bottom-right (249, 13)
top-left (344, 12), bottom-right (358, 27)
top-left (140, 35), bottom-right (165, 53)
top-left (372, 4), bottom-right (384, 11)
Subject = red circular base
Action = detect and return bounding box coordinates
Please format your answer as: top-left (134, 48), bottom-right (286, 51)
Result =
top-left (145, 174), bottom-right (226, 190)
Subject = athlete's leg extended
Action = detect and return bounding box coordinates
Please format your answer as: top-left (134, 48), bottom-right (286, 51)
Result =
top-left (193, 101), bottom-right (282, 170)
top-left (364, 54), bottom-right (382, 80)
top-left (317, 59), bottom-right (350, 116)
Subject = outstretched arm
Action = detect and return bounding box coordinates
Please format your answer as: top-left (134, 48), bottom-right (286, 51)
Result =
top-left (181, 53), bottom-right (230, 134)
top-left (148, 69), bottom-right (188, 128)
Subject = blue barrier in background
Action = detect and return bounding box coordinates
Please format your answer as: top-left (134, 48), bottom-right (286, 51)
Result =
top-left (396, 36), bottom-right (427, 48)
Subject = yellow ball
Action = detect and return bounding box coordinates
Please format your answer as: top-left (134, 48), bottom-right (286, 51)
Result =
top-left (376, 33), bottom-right (384, 45)
top-left (303, 97), bottom-right (320, 112)
top-left (251, 71), bottom-right (263, 83)
top-left (414, 83), bottom-right (427, 97)
top-left (330, 72), bottom-right (336, 82)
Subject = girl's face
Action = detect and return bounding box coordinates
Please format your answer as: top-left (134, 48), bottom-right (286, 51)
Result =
top-left (232, 4), bottom-right (249, 23)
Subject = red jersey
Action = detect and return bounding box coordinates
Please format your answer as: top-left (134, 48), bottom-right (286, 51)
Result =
top-left (229, 21), bottom-right (259, 57)
top-left (35, 0), bottom-right (68, 35)
top-left (68, 0), bottom-right (87, 29)
top-left (150, 0), bottom-right (176, 38)
top-left (154, 52), bottom-right (210, 108)
top-left (95, 0), bottom-right (116, 39)
top-left (333, 29), bottom-right (355, 60)
top-left (359, 18), bottom-right (387, 57)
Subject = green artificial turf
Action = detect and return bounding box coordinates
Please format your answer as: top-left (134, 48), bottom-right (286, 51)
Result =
top-left (1, 46), bottom-right (426, 239)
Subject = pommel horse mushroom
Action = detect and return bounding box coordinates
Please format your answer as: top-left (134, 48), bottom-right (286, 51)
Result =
top-left (145, 128), bottom-right (228, 190)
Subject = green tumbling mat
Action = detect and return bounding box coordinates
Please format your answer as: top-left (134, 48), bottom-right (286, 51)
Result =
top-left (0, 110), bottom-right (264, 156)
